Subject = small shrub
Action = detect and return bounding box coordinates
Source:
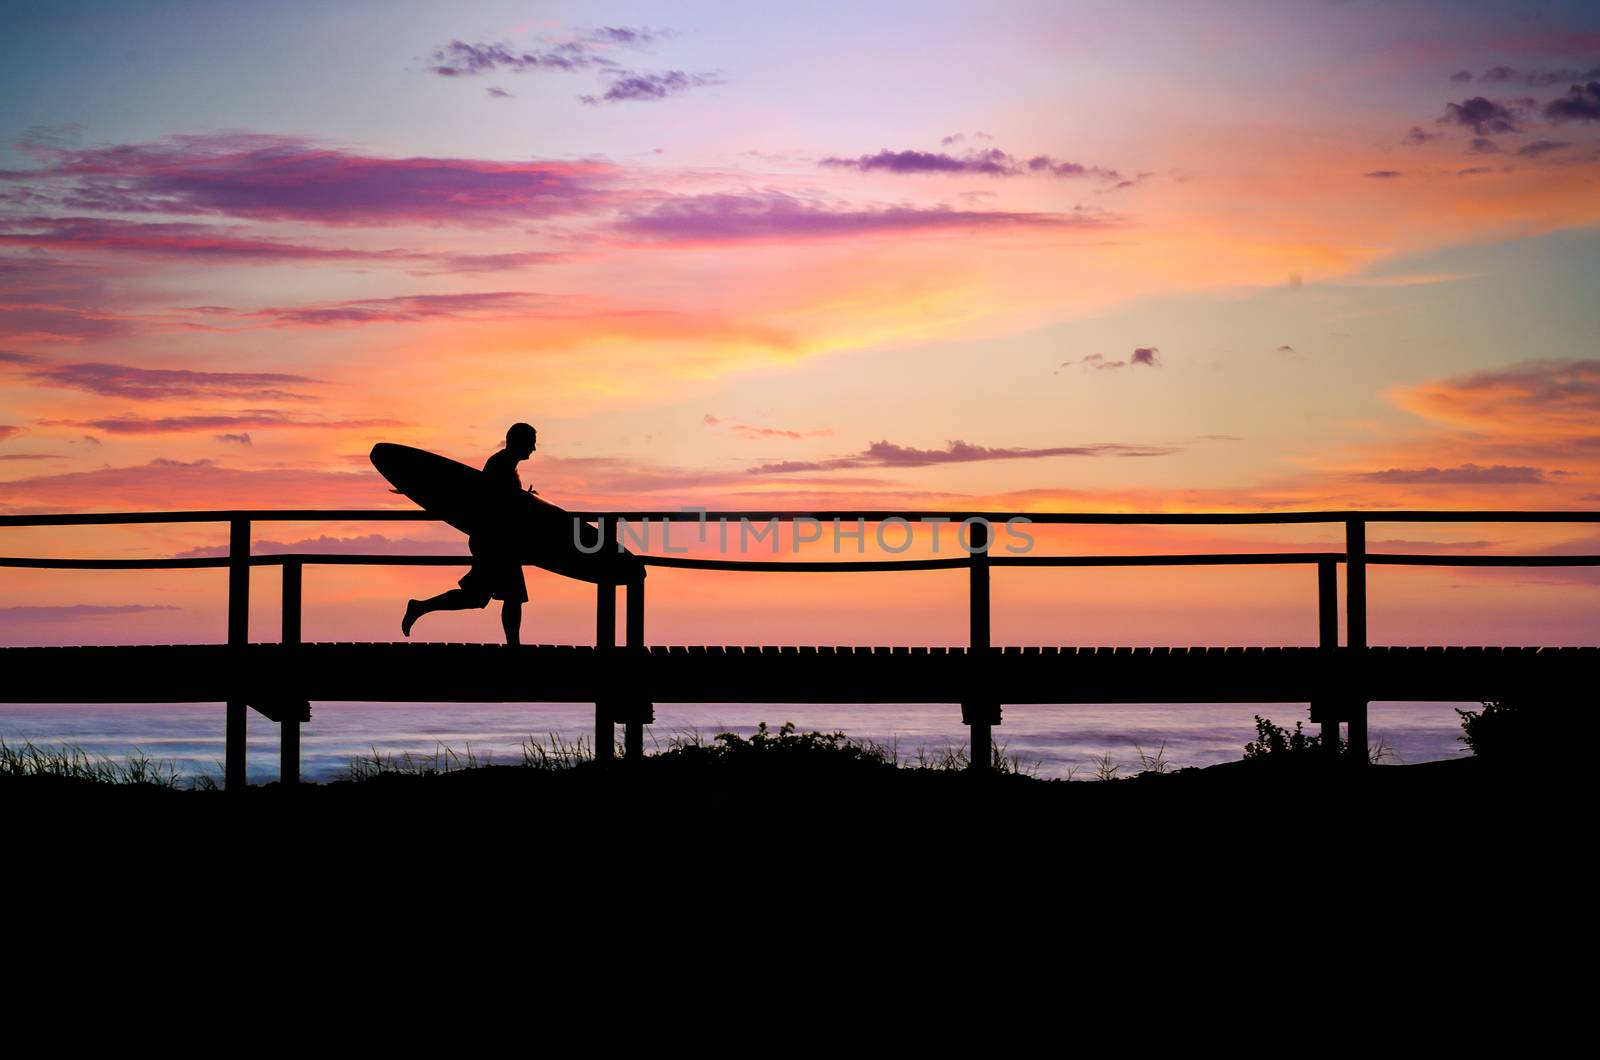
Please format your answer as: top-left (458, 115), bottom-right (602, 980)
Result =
top-left (1244, 715), bottom-right (1324, 758)
top-left (1455, 701), bottom-right (1534, 759)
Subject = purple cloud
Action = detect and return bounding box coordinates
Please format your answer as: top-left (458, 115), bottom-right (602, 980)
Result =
top-left (1358, 463), bottom-right (1547, 485)
top-left (819, 148), bottom-right (1121, 182)
top-left (1457, 166), bottom-right (1493, 176)
top-left (1401, 126), bottom-right (1439, 145)
top-left (0, 604), bottom-right (179, 622)
top-left (1364, 169), bottom-right (1404, 178)
top-left (1130, 347), bottom-right (1160, 367)
top-left (1450, 71), bottom-right (1473, 83)
top-left (587, 27), bottom-right (669, 47)
top-left (750, 438), bottom-right (1179, 474)
top-left (427, 40), bottom-right (615, 76)
top-left (821, 148), bottom-right (1017, 176)
top-left (486, 86), bottom-right (513, 99)
top-left (1438, 96), bottom-right (1523, 135)
top-left (39, 411), bottom-right (402, 434)
top-left (0, 424), bottom-right (21, 441)
top-left (1479, 65), bottom-right (1600, 87)
top-left (1466, 137), bottom-right (1502, 154)
top-left (1518, 140), bottom-right (1572, 157)
top-left (21, 361), bottom-right (319, 400)
top-left (175, 532), bottom-right (457, 558)
top-left (1544, 82), bottom-right (1600, 123)
top-left (216, 432), bottom-right (252, 445)
top-left (579, 69), bottom-right (722, 104)
top-left (240, 291), bottom-right (550, 327)
top-left (0, 134), bottom-right (616, 226)
top-left (612, 191), bottom-right (1113, 243)
top-left (0, 216), bottom-right (433, 262)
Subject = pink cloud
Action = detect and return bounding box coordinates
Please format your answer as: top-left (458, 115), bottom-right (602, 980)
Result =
top-left (612, 191), bottom-right (1116, 244)
top-left (37, 411), bottom-right (402, 434)
top-left (20, 360), bottom-right (321, 400)
top-left (0, 216), bottom-right (419, 262)
top-left (2, 133), bottom-right (619, 226)
top-left (0, 459), bottom-right (390, 512)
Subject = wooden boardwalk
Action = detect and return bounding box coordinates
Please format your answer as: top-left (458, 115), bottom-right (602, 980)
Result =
top-left (2, 642), bottom-right (1593, 706)
top-left (3, 506), bottom-right (1598, 786)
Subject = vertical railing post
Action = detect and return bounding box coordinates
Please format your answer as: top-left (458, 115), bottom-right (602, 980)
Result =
top-left (280, 558), bottom-right (302, 786)
top-left (1314, 558), bottom-right (1341, 755)
top-left (624, 577), bottom-right (649, 761)
top-left (962, 519), bottom-right (997, 770)
top-left (595, 580), bottom-right (615, 763)
top-left (225, 517), bottom-right (249, 790)
top-left (1345, 519), bottom-right (1369, 763)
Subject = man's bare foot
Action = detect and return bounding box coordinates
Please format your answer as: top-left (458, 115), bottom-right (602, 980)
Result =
top-left (401, 599), bottom-right (421, 638)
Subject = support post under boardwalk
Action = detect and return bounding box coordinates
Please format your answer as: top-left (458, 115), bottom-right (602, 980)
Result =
top-left (1314, 558), bottom-right (1341, 755)
top-left (623, 577), bottom-right (650, 761)
top-left (1345, 519), bottom-right (1369, 763)
top-left (280, 558), bottom-right (302, 786)
top-left (963, 519), bottom-right (997, 770)
top-left (595, 581), bottom-right (615, 762)
top-left (226, 517), bottom-right (249, 790)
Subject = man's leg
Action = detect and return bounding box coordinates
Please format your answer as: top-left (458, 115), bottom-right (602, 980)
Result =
top-left (501, 600), bottom-right (523, 646)
top-left (402, 588), bottom-right (490, 636)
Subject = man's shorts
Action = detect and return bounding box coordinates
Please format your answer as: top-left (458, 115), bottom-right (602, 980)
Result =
top-left (458, 534), bottom-right (528, 604)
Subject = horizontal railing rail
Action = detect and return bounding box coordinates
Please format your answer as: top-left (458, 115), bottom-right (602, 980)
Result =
top-left (5, 508), bottom-right (1600, 528)
top-left (6, 550), bottom-right (1600, 570)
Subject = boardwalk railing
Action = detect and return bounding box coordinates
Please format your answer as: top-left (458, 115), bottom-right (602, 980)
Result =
top-left (2, 508), bottom-right (1597, 787)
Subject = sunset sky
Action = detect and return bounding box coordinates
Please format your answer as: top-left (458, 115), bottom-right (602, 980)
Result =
top-left (2, 0), bottom-right (1597, 647)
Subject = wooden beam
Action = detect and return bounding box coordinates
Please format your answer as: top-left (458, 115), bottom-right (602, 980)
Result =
top-left (1346, 519), bottom-right (1369, 762)
top-left (1315, 558), bottom-right (1341, 753)
top-left (625, 577), bottom-right (647, 761)
top-left (965, 519), bottom-right (993, 771)
top-left (280, 558), bottom-right (302, 786)
top-left (595, 581), bottom-right (615, 762)
top-left (226, 517), bottom-right (249, 791)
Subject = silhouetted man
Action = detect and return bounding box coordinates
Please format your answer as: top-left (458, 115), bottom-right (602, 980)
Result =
top-left (402, 423), bottom-right (537, 645)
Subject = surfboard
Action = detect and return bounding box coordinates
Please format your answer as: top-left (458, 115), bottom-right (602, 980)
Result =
top-left (370, 442), bottom-right (644, 585)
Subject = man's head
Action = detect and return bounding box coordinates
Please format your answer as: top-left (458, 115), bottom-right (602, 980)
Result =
top-left (506, 422), bottom-right (537, 458)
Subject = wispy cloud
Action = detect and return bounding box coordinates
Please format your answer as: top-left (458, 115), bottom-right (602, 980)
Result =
top-left (38, 411), bottom-right (401, 434)
top-left (0, 459), bottom-right (384, 510)
top-left (0, 134), bottom-right (618, 226)
top-left (1518, 139), bottom-right (1573, 157)
top-left (19, 360), bottom-right (321, 400)
top-left (580, 70), bottom-right (723, 105)
top-left (1544, 81), bottom-right (1600, 123)
top-left (174, 532), bottom-right (458, 558)
top-left (427, 40), bottom-right (617, 76)
top-left (1358, 463), bottom-right (1548, 485)
top-left (1474, 64), bottom-right (1600, 87)
top-left (819, 147), bottom-right (1121, 182)
top-left (1059, 348), bottom-right (1161, 371)
top-left (612, 191), bottom-right (1115, 244)
top-left (0, 216), bottom-right (418, 262)
top-left (750, 438), bottom-right (1178, 474)
top-left (1438, 96), bottom-right (1524, 135)
top-left (0, 424), bottom-right (22, 441)
top-left (0, 604), bottom-right (179, 621)
top-left (217, 291), bottom-right (552, 327)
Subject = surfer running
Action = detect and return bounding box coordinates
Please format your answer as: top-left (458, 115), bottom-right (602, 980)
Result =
top-left (401, 423), bottom-right (538, 645)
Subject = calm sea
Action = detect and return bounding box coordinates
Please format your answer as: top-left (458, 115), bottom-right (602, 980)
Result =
top-left (0, 701), bottom-right (1474, 784)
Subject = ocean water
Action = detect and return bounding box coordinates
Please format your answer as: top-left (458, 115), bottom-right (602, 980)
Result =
top-left (0, 701), bottom-right (1474, 784)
